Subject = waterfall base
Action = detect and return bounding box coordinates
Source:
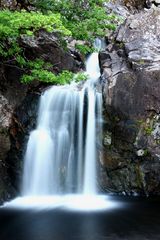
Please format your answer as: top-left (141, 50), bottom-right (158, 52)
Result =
top-left (1, 197), bottom-right (160, 240)
top-left (2, 195), bottom-right (120, 211)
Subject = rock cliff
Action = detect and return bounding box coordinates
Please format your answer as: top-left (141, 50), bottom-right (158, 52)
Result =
top-left (99, 7), bottom-right (160, 195)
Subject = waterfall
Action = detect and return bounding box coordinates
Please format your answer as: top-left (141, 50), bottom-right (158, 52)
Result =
top-left (22, 44), bottom-right (102, 197)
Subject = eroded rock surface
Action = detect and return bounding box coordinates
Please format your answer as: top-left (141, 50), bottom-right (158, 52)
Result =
top-left (99, 7), bottom-right (160, 195)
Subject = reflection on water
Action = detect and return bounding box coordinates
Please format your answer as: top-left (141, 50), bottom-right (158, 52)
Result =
top-left (1, 197), bottom-right (160, 240)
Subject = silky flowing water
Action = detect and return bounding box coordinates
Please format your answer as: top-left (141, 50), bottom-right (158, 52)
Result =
top-left (2, 40), bottom-right (113, 210)
top-left (22, 46), bottom-right (102, 198)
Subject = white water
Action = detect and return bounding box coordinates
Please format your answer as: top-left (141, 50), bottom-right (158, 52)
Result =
top-left (3, 41), bottom-right (115, 211)
top-left (22, 49), bottom-right (102, 196)
top-left (3, 195), bottom-right (122, 211)
top-left (83, 52), bottom-right (100, 194)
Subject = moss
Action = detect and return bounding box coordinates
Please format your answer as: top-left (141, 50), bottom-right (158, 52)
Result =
top-left (135, 164), bottom-right (144, 189)
top-left (144, 126), bottom-right (153, 135)
top-left (136, 118), bottom-right (153, 136)
top-left (136, 119), bottom-right (144, 126)
top-left (138, 59), bottom-right (145, 65)
top-left (0, 128), bottom-right (9, 136)
top-left (118, 42), bottom-right (125, 49)
top-left (143, 149), bottom-right (149, 156)
top-left (156, 139), bottom-right (160, 145)
top-left (103, 131), bottom-right (112, 146)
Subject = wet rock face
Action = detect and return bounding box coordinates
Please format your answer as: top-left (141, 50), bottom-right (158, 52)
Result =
top-left (6, 93), bottom-right (40, 194)
top-left (0, 94), bottom-right (14, 203)
top-left (0, 67), bottom-right (38, 201)
top-left (99, 7), bottom-right (160, 196)
top-left (0, 65), bottom-right (29, 203)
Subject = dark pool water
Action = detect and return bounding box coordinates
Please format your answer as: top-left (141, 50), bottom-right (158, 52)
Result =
top-left (0, 196), bottom-right (160, 240)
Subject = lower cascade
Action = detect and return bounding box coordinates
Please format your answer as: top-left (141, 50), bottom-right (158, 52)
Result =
top-left (4, 43), bottom-right (117, 210)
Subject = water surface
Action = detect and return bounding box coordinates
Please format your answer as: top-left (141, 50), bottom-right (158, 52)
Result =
top-left (1, 196), bottom-right (160, 240)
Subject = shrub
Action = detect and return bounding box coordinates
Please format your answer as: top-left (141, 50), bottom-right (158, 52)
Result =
top-left (0, 1), bottom-right (119, 85)
top-left (31, 0), bottom-right (117, 42)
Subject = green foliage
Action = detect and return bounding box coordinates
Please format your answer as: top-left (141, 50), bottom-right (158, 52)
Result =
top-left (54, 70), bottom-right (74, 84)
top-left (30, 0), bottom-right (117, 42)
top-left (70, 9), bottom-right (116, 41)
top-left (74, 72), bottom-right (88, 82)
top-left (144, 127), bottom-right (153, 135)
top-left (143, 149), bottom-right (149, 156)
top-left (0, 10), bottom-right (71, 40)
top-left (21, 68), bottom-right (88, 85)
top-left (21, 70), bottom-right (66, 84)
top-left (0, 9), bottom-right (71, 67)
top-left (0, 10), bottom-right (75, 85)
top-left (75, 44), bottom-right (95, 55)
top-left (16, 57), bottom-right (72, 84)
top-left (0, 1), bottom-right (119, 85)
top-left (19, 57), bottom-right (88, 84)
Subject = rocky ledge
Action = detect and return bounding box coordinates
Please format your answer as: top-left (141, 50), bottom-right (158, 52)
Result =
top-left (99, 7), bottom-right (160, 196)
